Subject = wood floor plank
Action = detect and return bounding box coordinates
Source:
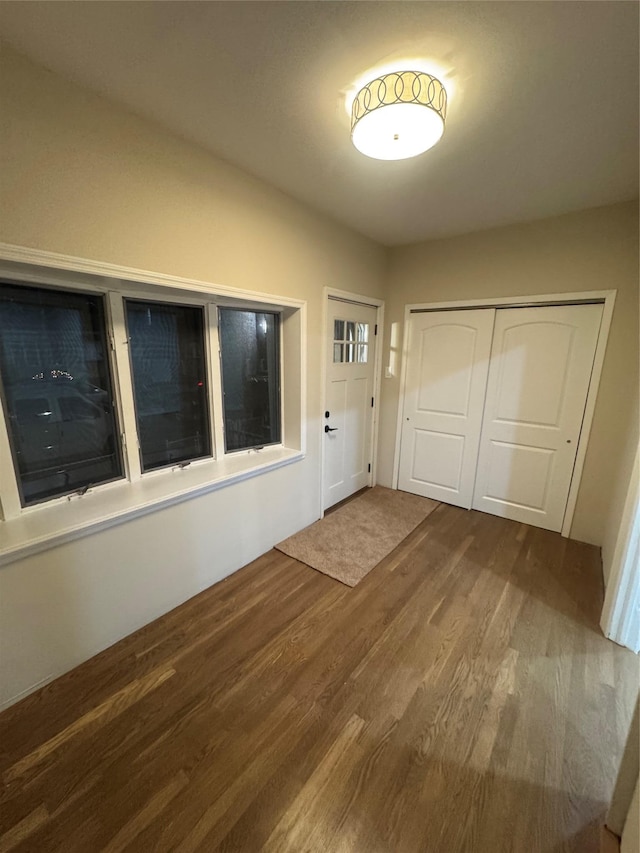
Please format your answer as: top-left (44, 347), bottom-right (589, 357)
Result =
top-left (102, 770), bottom-right (190, 853)
top-left (2, 666), bottom-right (176, 785)
top-left (0, 805), bottom-right (48, 853)
top-left (263, 714), bottom-right (367, 853)
top-left (0, 504), bottom-right (638, 853)
top-left (0, 548), bottom-right (295, 770)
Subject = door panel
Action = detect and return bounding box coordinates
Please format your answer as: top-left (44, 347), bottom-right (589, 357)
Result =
top-left (323, 299), bottom-right (377, 510)
top-left (482, 441), bottom-right (555, 511)
top-left (472, 304), bottom-right (602, 530)
top-left (325, 377), bottom-right (347, 498)
top-left (398, 309), bottom-right (495, 507)
top-left (410, 429), bottom-right (465, 491)
top-left (415, 325), bottom-right (478, 416)
top-left (493, 323), bottom-right (574, 426)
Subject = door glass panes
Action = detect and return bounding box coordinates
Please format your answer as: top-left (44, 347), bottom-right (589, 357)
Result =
top-left (0, 282), bottom-right (123, 505)
top-left (219, 309), bottom-right (281, 452)
top-left (333, 318), bottom-right (369, 363)
top-left (126, 300), bottom-right (211, 471)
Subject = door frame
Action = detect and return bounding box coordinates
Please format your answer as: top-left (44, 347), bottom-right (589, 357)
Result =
top-left (320, 287), bottom-right (385, 518)
top-left (392, 289), bottom-right (616, 538)
top-left (601, 442), bottom-right (640, 653)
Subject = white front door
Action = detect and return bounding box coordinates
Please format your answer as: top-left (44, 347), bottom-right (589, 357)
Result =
top-left (323, 299), bottom-right (377, 510)
top-left (398, 309), bottom-right (495, 507)
top-left (472, 303), bottom-right (602, 531)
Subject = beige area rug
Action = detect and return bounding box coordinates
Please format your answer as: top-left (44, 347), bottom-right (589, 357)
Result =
top-left (276, 486), bottom-right (439, 587)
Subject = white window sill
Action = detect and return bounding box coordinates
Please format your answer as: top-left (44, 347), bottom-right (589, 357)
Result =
top-left (0, 446), bottom-right (304, 567)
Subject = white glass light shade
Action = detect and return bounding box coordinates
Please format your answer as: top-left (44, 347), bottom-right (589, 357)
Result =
top-left (352, 102), bottom-right (444, 160)
top-left (350, 70), bottom-right (447, 161)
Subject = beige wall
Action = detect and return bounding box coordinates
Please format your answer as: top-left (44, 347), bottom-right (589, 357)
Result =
top-left (0, 47), bottom-right (385, 708)
top-left (621, 776), bottom-right (640, 853)
top-left (378, 202), bottom-right (639, 547)
top-left (0, 46), bottom-right (384, 307)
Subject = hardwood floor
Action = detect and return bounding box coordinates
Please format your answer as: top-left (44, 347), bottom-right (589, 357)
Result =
top-left (0, 503), bottom-right (638, 852)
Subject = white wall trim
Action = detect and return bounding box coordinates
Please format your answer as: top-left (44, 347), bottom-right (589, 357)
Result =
top-left (404, 290), bottom-right (615, 313)
top-left (392, 289), bottom-right (617, 540)
top-left (0, 242), bottom-right (305, 310)
top-left (320, 287), bottom-right (384, 518)
top-left (0, 448), bottom-right (304, 568)
top-left (324, 287), bottom-right (385, 310)
top-left (601, 443), bottom-right (640, 653)
top-left (392, 301), bottom-right (416, 492)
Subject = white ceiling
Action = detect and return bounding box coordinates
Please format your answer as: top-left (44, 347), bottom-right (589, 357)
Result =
top-left (0, 1), bottom-right (638, 246)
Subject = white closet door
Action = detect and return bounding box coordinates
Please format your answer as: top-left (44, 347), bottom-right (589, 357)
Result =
top-left (472, 303), bottom-right (602, 531)
top-left (398, 309), bottom-right (495, 507)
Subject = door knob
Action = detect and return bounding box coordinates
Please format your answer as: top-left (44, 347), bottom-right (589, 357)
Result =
top-left (325, 425), bottom-right (338, 433)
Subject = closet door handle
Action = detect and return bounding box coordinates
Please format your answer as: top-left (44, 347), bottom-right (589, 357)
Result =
top-left (325, 425), bottom-right (338, 433)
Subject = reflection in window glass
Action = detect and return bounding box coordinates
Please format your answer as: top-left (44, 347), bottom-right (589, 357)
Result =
top-left (219, 309), bottom-right (281, 452)
top-left (333, 343), bottom-right (344, 363)
top-left (0, 282), bottom-right (123, 505)
top-left (126, 300), bottom-right (211, 471)
top-left (345, 343), bottom-right (355, 363)
top-left (346, 321), bottom-right (356, 341)
top-left (357, 323), bottom-right (369, 342)
top-left (334, 319), bottom-right (344, 341)
top-left (357, 344), bottom-right (368, 363)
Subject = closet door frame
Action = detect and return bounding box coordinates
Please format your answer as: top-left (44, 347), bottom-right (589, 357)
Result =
top-left (392, 289), bottom-right (616, 538)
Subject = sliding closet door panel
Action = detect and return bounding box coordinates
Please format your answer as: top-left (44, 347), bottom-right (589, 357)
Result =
top-left (398, 309), bottom-right (495, 507)
top-left (472, 303), bottom-right (602, 531)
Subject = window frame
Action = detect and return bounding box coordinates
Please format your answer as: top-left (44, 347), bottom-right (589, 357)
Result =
top-left (0, 277), bottom-right (128, 514)
top-left (218, 305), bottom-right (283, 455)
top-left (122, 294), bottom-right (215, 474)
top-left (0, 247), bottom-right (305, 563)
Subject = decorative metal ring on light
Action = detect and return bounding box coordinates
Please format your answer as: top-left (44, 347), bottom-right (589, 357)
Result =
top-left (350, 70), bottom-right (447, 161)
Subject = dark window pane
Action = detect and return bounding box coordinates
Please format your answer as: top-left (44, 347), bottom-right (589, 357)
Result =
top-left (219, 309), bottom-right (281, 452)
top-left (0, 282), bottom-right (123, 505)
top-left (126, 300), bottom-right (211, 471)
top-left (58, 396), bottom-right (101, 421)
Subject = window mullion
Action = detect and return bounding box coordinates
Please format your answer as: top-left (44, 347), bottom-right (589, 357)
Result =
top-left (107, 291), bottom-right (142, 482)
top-left (207, 304), bottom-right (226, 458)
top-left (278, 314), bottom-right (285, 447)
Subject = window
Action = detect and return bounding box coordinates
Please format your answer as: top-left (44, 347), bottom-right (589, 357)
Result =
top-left (333, 318), bottom-right (369, 363)
top-left (0, 258), bottom-right (304, 561)
top-left (125, 300), bottom-right (211, 471)
top-left (219, 308), bottom-right (281, 452)
top-left (0, 282), bottom-right (123, 505)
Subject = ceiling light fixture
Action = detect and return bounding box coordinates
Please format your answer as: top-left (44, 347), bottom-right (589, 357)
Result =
top-left (350, 70), bottom-right (447, 161)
